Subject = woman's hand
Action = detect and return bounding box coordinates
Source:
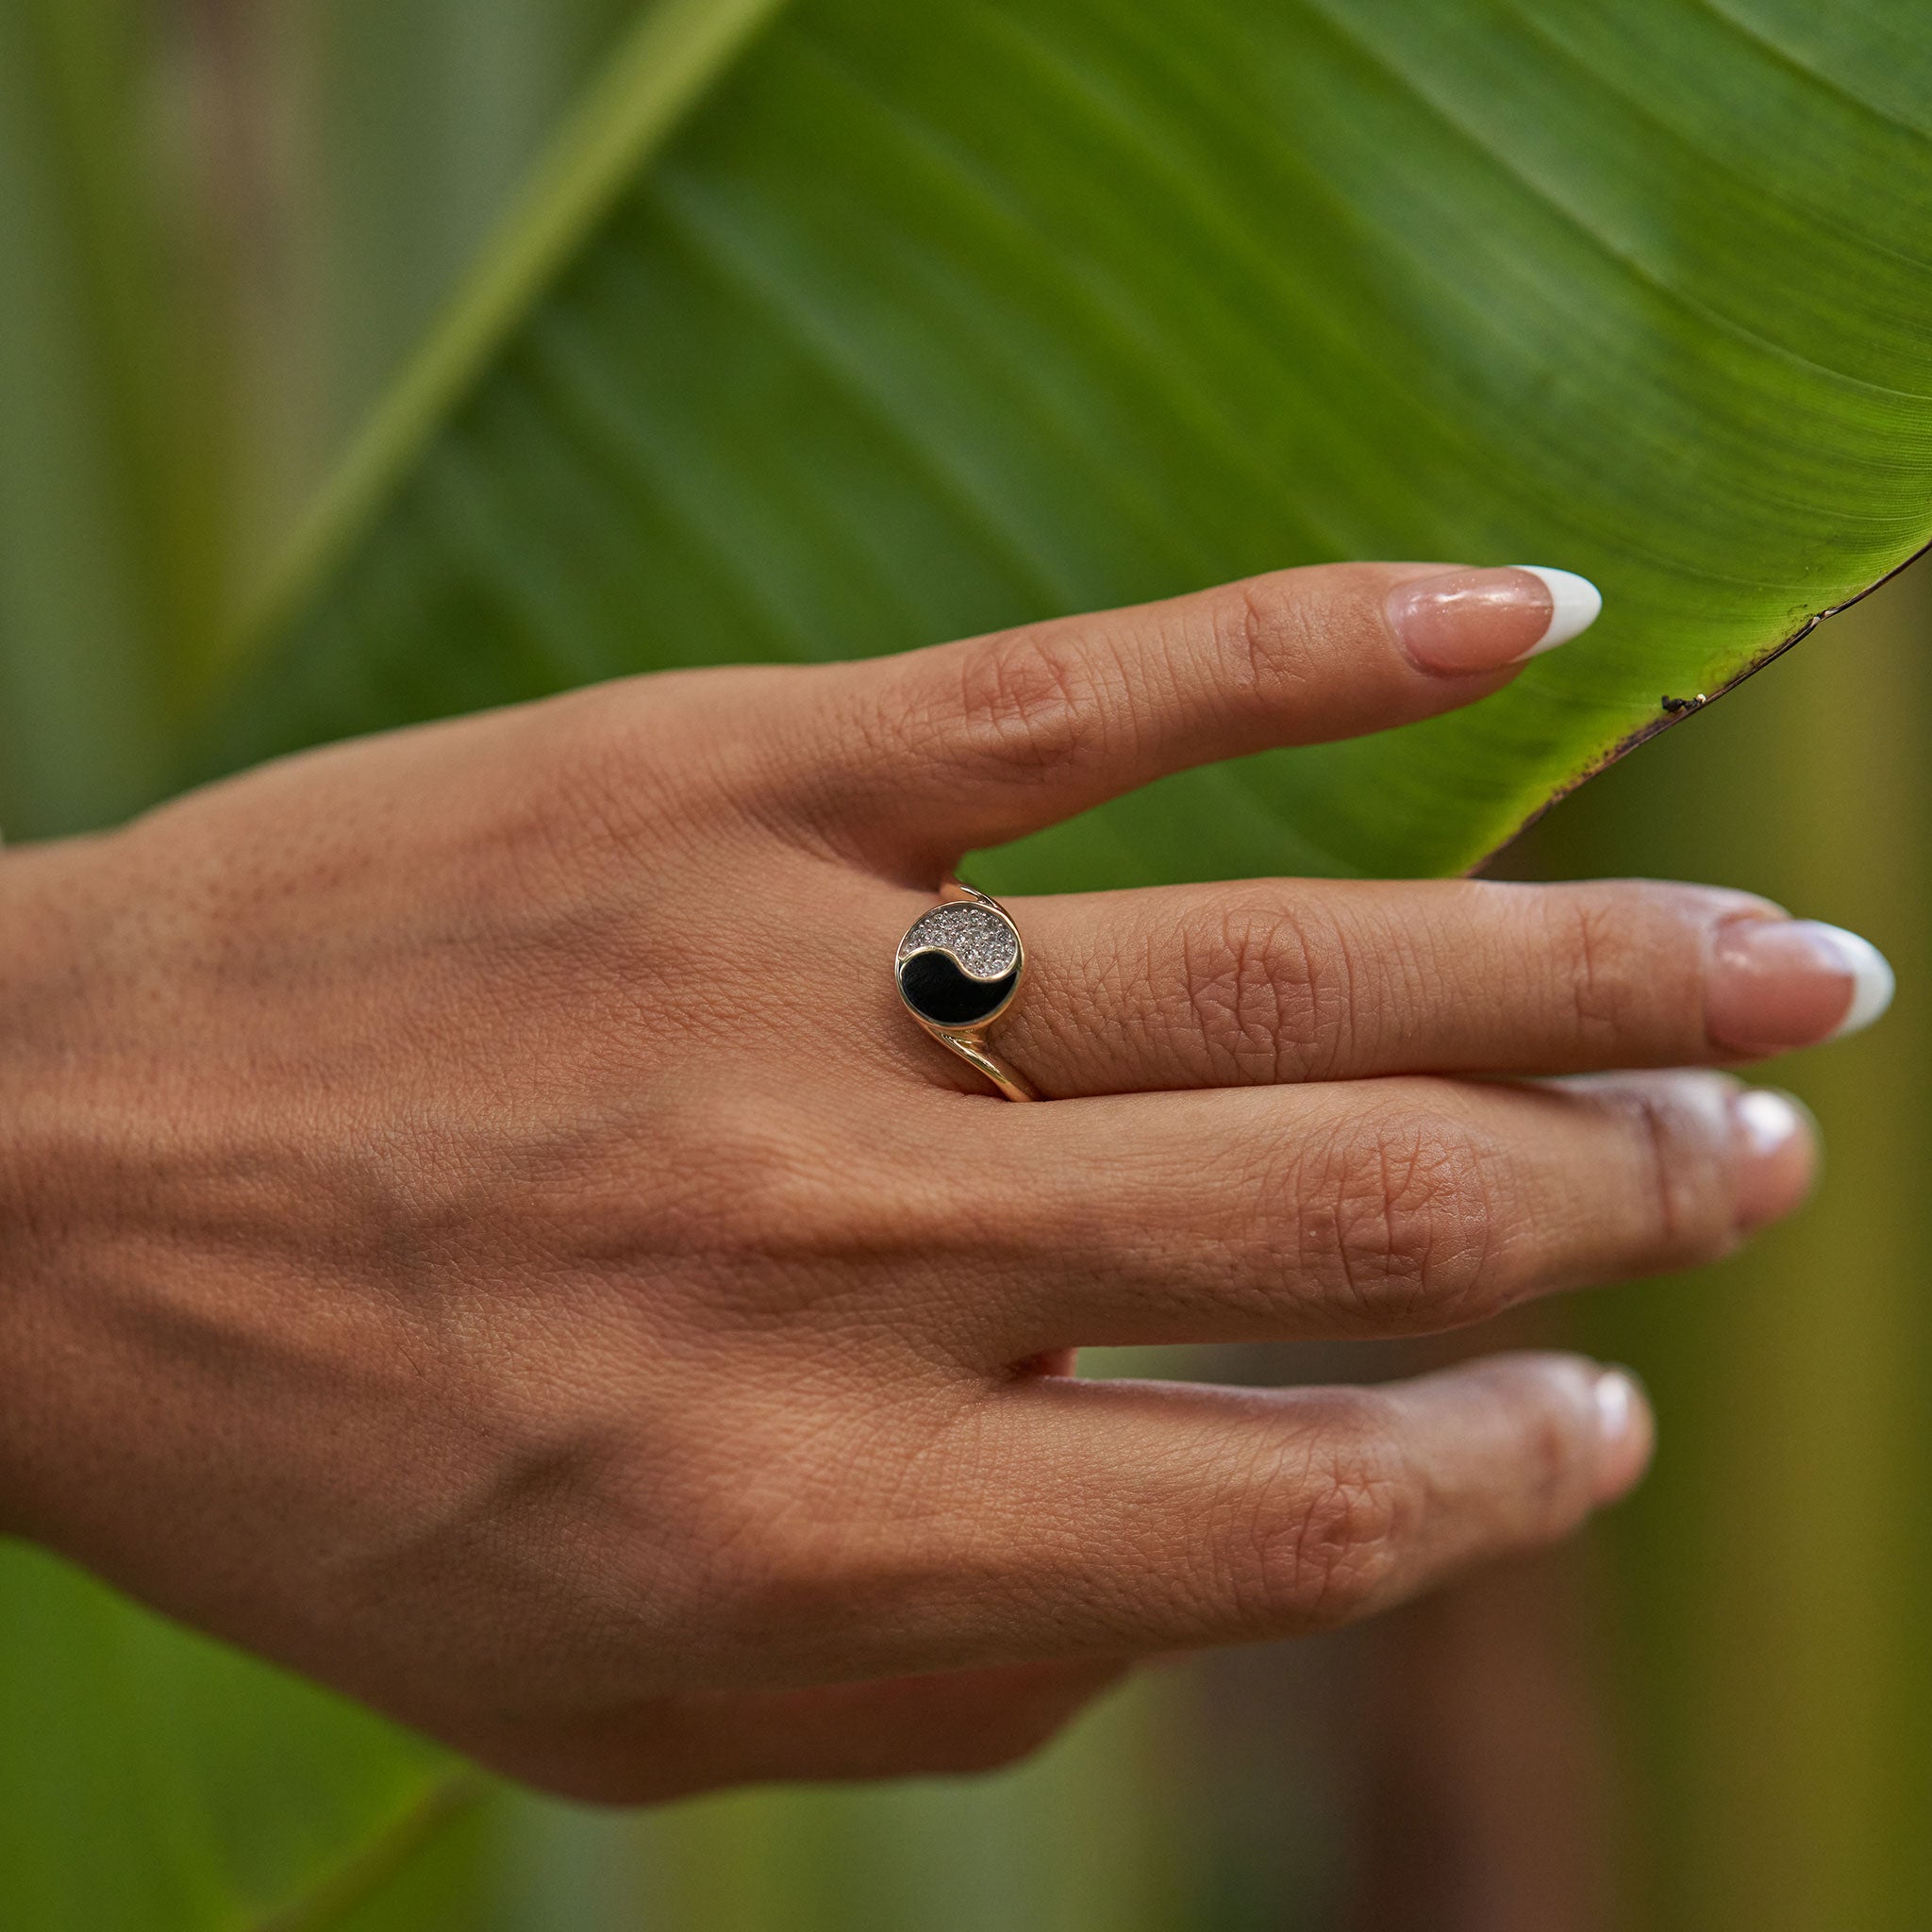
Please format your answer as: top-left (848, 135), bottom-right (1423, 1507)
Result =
top-left (0, 563), bottom-right (1883, 1801)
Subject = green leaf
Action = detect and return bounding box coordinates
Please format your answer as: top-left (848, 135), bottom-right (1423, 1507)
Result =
top-left (9, 0), bottom-right (1932, 1924)
top-left (200, 0), bottom-right (1932, 893)
top-left (286, 0), bottom-right (647, 493)
top-left (0, 1542), bottom-right (479, 1932)
top-left (0, 0), bottom-right (212, 835)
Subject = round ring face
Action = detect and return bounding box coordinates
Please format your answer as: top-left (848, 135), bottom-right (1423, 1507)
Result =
top-left (896, 901), bottom-right (1023, 1029)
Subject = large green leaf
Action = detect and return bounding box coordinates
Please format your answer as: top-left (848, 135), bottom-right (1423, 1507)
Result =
top-left (202, 0), bottom-right (1932, 894)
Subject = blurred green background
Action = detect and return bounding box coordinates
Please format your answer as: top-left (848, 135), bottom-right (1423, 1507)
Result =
top-left (2, 2), bottom-right (1928, 1926)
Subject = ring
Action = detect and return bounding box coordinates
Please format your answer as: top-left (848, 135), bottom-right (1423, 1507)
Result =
top-left (895, 880), bottom-right (1040, 1102)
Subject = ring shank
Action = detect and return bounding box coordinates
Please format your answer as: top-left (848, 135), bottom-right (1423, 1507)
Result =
top-left (924, 1024), bottom-right (1039, 1102)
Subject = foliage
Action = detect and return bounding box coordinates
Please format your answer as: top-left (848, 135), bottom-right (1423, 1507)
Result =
top-left (1, 0), bottom-right (1930, 1924)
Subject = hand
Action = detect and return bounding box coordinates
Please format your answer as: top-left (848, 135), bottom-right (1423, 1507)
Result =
top-left (0, 564), bottom-right (1875, 1802)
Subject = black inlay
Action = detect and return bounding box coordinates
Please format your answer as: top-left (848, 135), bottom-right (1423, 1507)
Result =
top-left (898, 951), bottom-right (1018, 1026)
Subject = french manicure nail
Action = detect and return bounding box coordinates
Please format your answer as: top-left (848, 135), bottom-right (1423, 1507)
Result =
top-left (1510, 566), bottom-right (1604, 654)
top-left (1731, 1087), bottom-right (1817, 1233)
top-left (1735, 1086), bottom-right (1806, 1158)
top-left (1386, 565), bottom-right (1602, 675)
top-left (1824, 926), bottom-right (1897, 1038)
top-left (1706, 916), bottom-right (1895, 1054)
top-left (1591, 1366), bottom-right (1653, 1501)
top-left (1593, 1367), bottom-right (1636, 1447)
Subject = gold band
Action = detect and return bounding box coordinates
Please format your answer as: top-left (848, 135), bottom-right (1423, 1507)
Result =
top-left (895, 880), bottom-right (1039, 1102)
top-left (928, 1027), bottom-right (1039, 1103)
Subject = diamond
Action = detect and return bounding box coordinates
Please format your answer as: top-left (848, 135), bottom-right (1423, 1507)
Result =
top-left (897, 903), bottom-right (1019, 980)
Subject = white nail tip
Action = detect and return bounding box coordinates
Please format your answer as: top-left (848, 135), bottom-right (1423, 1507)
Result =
top-left (1511, 565), bottom-right (1604, 655)
top-left (1734, 1088), bottom-right (1805, 1158)
top-left (1809, 924), bottom-right (1896, 1040)
top-left (1592, 1370), bottom-right (1636, 1446)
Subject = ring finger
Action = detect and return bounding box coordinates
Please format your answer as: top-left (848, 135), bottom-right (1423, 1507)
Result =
top-left (978, 875), bottom-right (1891, 1097)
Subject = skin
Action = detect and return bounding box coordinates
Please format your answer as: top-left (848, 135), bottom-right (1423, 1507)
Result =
top-left (0, 562), bottom-right (1832, 1804)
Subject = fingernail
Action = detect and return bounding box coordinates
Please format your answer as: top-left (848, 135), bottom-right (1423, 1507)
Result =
top-left (1707, 916), bottom-right (1895, 1054)
top-left (1386, 565), bottom-right (1602, 675)
top-left (1591, 1366), bottom-right (1654, 1502)
top-left (1731, 1086), bottom-right (1818, 1234)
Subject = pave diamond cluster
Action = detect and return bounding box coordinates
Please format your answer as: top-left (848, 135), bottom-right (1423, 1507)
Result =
top-left (896, 902), bottom-right (1019, 981)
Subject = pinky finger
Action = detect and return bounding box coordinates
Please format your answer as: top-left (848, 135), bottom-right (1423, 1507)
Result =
top-left (944, 1353), bottom-right (1649, 1662)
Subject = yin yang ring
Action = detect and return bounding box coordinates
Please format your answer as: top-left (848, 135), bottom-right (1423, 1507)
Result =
top-left (895, 881), bottom-right (1039, 1101)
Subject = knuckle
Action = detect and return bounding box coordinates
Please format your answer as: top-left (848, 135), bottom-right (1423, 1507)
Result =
top-left (1518, 1401), bottom-right (1592, 1537)
top-left (1241, 1408), bottom-right (1409, 1627)
top-left (940, 628), bottom-right (1119, 780)
top-left (1284, 1106), bottom-right (1507, 1328)
top-left (1178, 895), bottom-right (1345, 1082)
top-left (1615, 1075), bottom-right (1739, 1262)
top-left (1549, 891), bottom-right (1651, 1049)
top-left (1213, 575), bottom-right (1321, 706)
top-left (1541, 885), bottom-right (1706, 1059)
top-left (1485, 1369), bottom-right (1600, 1538)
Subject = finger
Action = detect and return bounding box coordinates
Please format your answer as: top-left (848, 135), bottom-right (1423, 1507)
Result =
top-left (990, 877), bottom-right (1892, 1096)
top-left (940, 1071), bottom-right (1813, 1357)
top-left (919, 1354), bottom-right (1649, 1662)
top-left (782, 562), bottom-right (1599, 863)
top-left (491, 1660), bottom-right (1129, 1804)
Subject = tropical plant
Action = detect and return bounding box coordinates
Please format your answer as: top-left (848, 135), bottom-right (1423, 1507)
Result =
top-left (2, 0), bottom-right (1929, 1925)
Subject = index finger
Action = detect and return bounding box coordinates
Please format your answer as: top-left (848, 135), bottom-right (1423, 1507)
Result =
top-left (789, 561), bottom-right (1599, 866)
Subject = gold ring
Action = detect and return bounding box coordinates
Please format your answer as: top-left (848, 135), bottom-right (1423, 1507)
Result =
top-left (895, 880), bottom-right (1039, 1102)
